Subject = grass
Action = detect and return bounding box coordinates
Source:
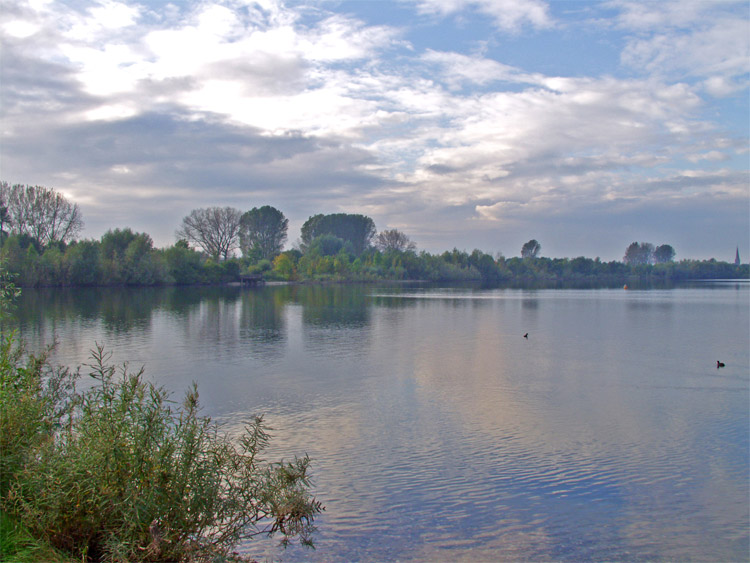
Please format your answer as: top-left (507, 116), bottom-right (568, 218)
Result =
top-left (0, 511), bottom-right (76, 563)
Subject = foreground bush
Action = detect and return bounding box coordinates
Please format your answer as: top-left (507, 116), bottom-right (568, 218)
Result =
top-left (0, 341), bottom-right (322, 562)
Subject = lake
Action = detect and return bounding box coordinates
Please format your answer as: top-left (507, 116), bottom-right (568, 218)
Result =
top-left (9, 282), bottom-right (749, 562)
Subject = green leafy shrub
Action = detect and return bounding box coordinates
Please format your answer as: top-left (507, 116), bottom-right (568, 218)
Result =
top-left (1, 343), bottom-right (322, 562)
top-left (246, 259), bottom-right (272, 276)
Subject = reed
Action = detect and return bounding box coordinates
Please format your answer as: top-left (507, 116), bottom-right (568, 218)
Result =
top-left (0, 339), bottom-right (321, 562)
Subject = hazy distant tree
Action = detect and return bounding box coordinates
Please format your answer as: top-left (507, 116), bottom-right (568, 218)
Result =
top-left (375, 229), bottom-right (416, 253)
top-left (642, 242), bottom-right (655, 263)
top-left (521, 239), bottom-right (541, 259)
top-left (469, 249), bottom-right (501, 283)
top-left (441, 248), bottom-right (469, 267)
top-left (653, 244), bottom-right (675, 263)
top-left (301, 213), bottom-right (376, 255)
top-left (0, 205), bottom-right (11, 239)
top-left (1, 182), bottom-right (83, 246)
top-left (623, 242), bottom-right (654, 265)
top-left (101, 228), bottom-right (138, 262)
top-left (239, 206), bottom-right (288, 261)
top-left (177, 207), bottom-right (242, 261)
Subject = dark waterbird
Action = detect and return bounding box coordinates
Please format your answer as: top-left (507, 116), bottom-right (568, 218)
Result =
top-left (717, 361), bottom-right (725, 368)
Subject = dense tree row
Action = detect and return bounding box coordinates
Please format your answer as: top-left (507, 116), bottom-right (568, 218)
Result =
top-left (4, 227), bottom-right (745, 288)
top-left (1, 182), bottom-right (746, 287)
top-left (0, 229), bottom-right (242, 287)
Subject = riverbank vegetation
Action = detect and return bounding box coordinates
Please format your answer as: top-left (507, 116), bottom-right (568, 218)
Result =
top-left (1, 182), bottom-right (747, 287)
top-left (0, 268), bottom-right (322, 562)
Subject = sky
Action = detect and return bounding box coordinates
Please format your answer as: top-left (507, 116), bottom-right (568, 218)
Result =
top-left (1, 0), bottom-right (748, 261)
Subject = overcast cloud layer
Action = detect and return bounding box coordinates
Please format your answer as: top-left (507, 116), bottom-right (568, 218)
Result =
top-left (1, 0), bottom-right (748, 260)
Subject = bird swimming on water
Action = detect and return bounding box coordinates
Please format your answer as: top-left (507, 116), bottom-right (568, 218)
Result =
top-left (717, 361), bottom-right (725, 368)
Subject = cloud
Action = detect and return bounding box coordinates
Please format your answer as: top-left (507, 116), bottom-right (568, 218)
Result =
top-left (395, 75), bottom-right (707, 206)
top-left (0, 0), bottom-right (746, 259)
top-left (613, 0), bottom-right (750, 95)
top-left (420, 49), bottom-right (542, 89)
top-left (1, 106), bottom-right (386, 240)
top-left (414, 0), bottom-right (552, 32)
top-left (475, 200), bottom-right (527, 221)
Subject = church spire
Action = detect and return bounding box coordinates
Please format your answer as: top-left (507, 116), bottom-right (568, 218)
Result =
top-left (735, 246), bottom-right (741, 266)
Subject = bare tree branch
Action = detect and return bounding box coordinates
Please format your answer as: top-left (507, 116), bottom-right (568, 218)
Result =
top-left (176, 207), bottom-right (243, 261)
top-left (1, 183), bottom-right (83, 246)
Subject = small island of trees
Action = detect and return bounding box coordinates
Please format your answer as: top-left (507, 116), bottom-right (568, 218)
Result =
top-left (1, 182), bottom-right (747, 288)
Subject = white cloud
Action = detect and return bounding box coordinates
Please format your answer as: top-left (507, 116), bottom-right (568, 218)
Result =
top-left (475, 200), bottom-right (526, 220)
top-left (3, 19), bottom-right (40, 38)
top-left (83, 103), bottom-right (138, 121)
top-left (1, 0), bottom-right (746, 258)
top-left (686, 150), bottom-right (729, 163)
top-left (415, 0), bottom-right (552, 32)
top-left (29, 1), bottom-right (404, 139)
top-left (67, 0), bottom-right (141, 40)
top-left (420, 50), bottom-right (541, 88)
top-left (614, 0), bottom-right (750, 95)
top-left (300, 15), bottom-right (403, 62)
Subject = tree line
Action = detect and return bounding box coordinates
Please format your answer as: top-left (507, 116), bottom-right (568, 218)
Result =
top-left (1, 182), bottom-right (746, 287)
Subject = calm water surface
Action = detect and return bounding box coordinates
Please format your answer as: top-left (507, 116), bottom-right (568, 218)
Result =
top-left (10, 282), bottom-right (749, 562)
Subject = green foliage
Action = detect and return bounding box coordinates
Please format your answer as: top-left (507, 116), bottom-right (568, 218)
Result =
top-left (653, 244), bottom-right (676, 263)
top-left (1, 512), bottom-right (76, 563)
top-left (1, 209), bottom-right (746, 287)
top-left (300, 213), bottom-right (376, 255)
top-left (64, 240), bottom-right (100, 286)
top-left (469, 249), bottom-right (502, 283)
top-left (0, 338), bottom-right (75, 500)
top-left (220, 259), bottom-right (241, 281)
top-left (239, 206), bottom-right (288, 262)
top-left (0, 260), bottom-right (21, 318)
top-left (308, 234), bottom-right (350, 257)
top-left (623, 241), bottom-right (655, 265)
top-left (40, 245), bottom-right (67, 285)
top-left (122, 233), bottom-right (166, 286)
top-left (101, 228), bottom-right (139, 284)
top-left (1, 342), bottom-right (322, 562)
top-left (272, 252), bottom-right (297, 281)
top-left (246, 259), bottom-right (272, 275)
top-left (162, 242), bottom-right (205, 285)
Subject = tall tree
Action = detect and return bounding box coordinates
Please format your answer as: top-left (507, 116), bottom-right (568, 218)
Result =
top-left (239, 206), bottom-right (288, 261)
top-left (101, 228), bottom-right (138, 262)
top-left (521, 239), bottom-right (541, 259)
top-left (653, 244), bottom-right (675, 263)
top-left (375, 229), bottom-right (416, 253)
top-left (1, 182), bottom-right (83, 246)
top-left (300, 213), bottom-right (376, 255)
top-left (176, 207), bottom-right (242, 261)
top-left (0, 205), bottom-right (11, 239)
top-left (623, 242), bottom-right (654, 265)
top-left (65, 240), bottom-right (102, 286)
top-left (100, 228), bottom-right (154, 284)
